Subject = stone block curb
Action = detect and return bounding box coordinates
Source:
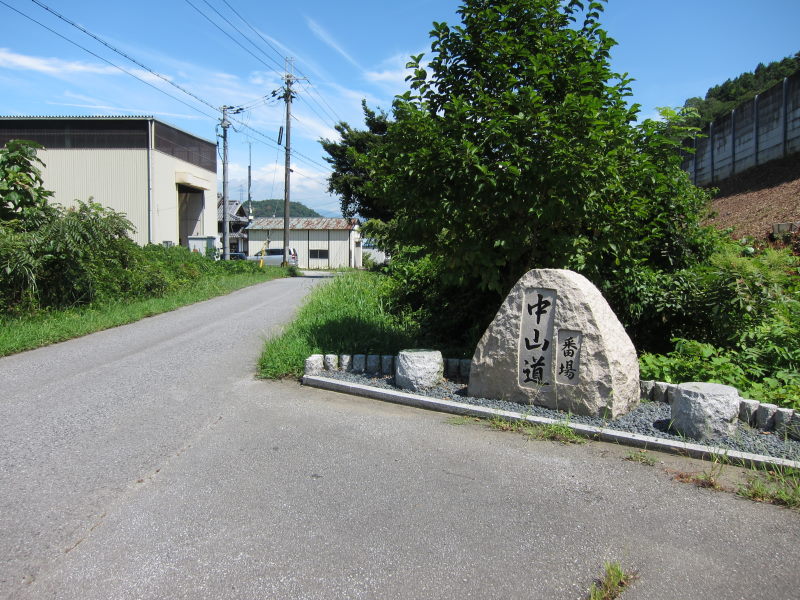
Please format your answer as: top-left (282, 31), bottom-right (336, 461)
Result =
top-left (303, 375), bottom-right (800, 471)
top-left (306, 352), bottom-right (473, 383)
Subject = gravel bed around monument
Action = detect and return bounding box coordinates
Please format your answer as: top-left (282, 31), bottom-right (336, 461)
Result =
top-left (321, 370), bottom-right (800, 462)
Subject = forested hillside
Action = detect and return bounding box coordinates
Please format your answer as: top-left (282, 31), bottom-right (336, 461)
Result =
top-left (251, 199), bottom-right (322, 218)
top-left (683, 52), bottom-right (799, 129)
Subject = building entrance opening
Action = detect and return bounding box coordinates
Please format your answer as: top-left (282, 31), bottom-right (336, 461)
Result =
top-left (178, 184), bottom-right (204, 248)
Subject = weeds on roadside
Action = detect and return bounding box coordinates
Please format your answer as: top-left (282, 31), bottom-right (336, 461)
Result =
top-left (446, 415), bottom-right (480, 426)
top-left (487, 417), bottom-right (586, 444)
top-left (672, 453), bottom-right (729, 490)
top-left (625, 449), bottom-right (657, 466)
top-left (588, 561), bottom-right (637, 600)
top-left (738, 465), bottom-right (800, 509)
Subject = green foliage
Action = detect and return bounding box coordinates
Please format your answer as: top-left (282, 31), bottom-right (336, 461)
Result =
top-left (250, 199), bottom-right (322, 218)
top-left (320, 100), bottom-right (391, 219)
top-left (683, 52), bottom-right (800, 129)
top-left (739, 466), bottom-right (800, 510)
top-left (487, 416), bottom-right (586, 444)
top-left (0, 140), bottom-right (54, 228)
top-left (637, 240), bottom-right (800, 409)
top-left (258, 270), bottom-right (419, 378)
top-left (1, 200), bottom-right (139, 311)
top-left (360, 0), bottom-right (714, 299)
top-left (588, 561), bottom-right (637, 600)
top-left (0, 269), bottom-right (286, 357)
top-left (1, 200), bottom-right (280, 315)
top-left (625, 450), bottom-right (657, 466)
top-left (325, 0), bottom-right (716, 358)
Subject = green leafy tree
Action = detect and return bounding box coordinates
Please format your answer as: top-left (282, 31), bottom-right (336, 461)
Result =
top-left (362, 0), bottom-right (712, 300)
top-left (320, 101), bottom-right (391, 219)
top-left (0, 140), bottom-right (54, 228)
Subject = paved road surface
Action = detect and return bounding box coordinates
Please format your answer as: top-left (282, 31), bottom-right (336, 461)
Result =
top-left (1, 275), bottom-right (798, 599)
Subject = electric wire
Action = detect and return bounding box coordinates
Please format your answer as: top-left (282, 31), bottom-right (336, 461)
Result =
top-left (2, 0), bottom-right (218, 120)
top-left (294, 95), bottom-right (339, 137)
top-left (199, 0), bottom-right (285, 75)
top-left (183, 0), bottom-right (285, 80)
top-left (9, 0), bottom-right (332, 180)
top-left (29, 0), bottom-right (220, 114)
top-left (215, 0), bottom-right (344, 126)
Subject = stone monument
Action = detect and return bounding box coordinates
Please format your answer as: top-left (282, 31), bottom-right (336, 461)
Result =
top-left (468, 269), bottom-right (639, 418)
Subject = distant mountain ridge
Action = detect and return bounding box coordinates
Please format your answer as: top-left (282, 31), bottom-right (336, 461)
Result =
top-left (250, 199), bottom-right (323, 218)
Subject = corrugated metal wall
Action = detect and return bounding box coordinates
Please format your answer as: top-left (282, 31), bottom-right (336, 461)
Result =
top-left (248, 228), bottom-right (355, 268)
top-left (36, 148), bottom-right (216, 247)
top-left (38, 148), bottom-right (149, 244)
top-left (683, 71), bottom-right (800, 186)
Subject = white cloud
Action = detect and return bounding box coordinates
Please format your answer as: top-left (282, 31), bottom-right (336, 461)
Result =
top-left (305, 17), bottom-right (363, 72)
top-left (363, 52), bottom-right (415, 91)
top-left (46, 100), bottom-right (204, 120)
top-left (0, 48), bottom-right (118, 76)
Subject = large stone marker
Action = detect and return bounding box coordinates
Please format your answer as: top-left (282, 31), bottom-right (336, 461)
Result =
top-left (468, 269), bottom-right (639, 418)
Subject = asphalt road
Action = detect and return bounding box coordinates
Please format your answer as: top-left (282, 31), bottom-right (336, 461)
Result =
top-left (1, 274), bottom-right (798, 599)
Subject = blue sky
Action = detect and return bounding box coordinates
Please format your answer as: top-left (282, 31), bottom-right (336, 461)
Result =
top-left (1, 0), bottom-right (798, 216)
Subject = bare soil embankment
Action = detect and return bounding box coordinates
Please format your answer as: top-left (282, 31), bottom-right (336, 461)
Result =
top-left (704, 152), bottom-right (800, 240)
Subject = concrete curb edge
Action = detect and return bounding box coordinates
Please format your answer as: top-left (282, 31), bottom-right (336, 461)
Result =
top-left (302, 375), bottom-right (800, 470)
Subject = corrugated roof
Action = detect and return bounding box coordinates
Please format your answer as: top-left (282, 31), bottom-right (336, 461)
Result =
top-left (249, 217), bottom-right (358, 230)
top-left (0, 115), bottom-right (215, 145)
top-left (217, 199), bottom-right (249, 222)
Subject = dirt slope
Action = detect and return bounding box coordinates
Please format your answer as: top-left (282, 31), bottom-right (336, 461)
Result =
top-left (704, 153), bottom-right (800, 239)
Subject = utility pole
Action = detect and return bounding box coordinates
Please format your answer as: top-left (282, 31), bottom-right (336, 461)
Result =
top-left (281, 61), bottom-right (294, 267)
top-left (247, 142), bottom-right (253, 223)
top-left (220, 105), bottom-right (242, 260)
top-left (277, 58), bottom-right (306, 267)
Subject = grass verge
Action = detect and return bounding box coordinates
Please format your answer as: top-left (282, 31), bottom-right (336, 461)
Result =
top-left (258, 270), bottom-right (420, 379)
top-left (588, 562), bottom-right (637, 600)
top-left (0, 269), bottom-right (287, 356)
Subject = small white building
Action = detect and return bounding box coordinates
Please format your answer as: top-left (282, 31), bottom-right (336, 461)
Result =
top-left (247, 217), bottom-right (362, 269)
top-left (0, 116), bottom-right (217, 248)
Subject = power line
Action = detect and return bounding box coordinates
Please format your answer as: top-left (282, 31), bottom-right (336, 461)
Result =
top-left (213, 0), bottom-right (344, 126)
top-left (229, 115), bottom-right (331, 172)
top-left (1, 0), bottom-right (218, 120)
top-left (183, 0), bottom-right (284, 80)
top-left (297, 78), bottom-right (344, 125)
top-left (294, 95), bottom-right (338, 135)
top-left (8, 0), bottom-right (332, 177)
top-left (199, 0), bottom-right (285, 75)
top-left (29, 0), bottom-right (220, 114)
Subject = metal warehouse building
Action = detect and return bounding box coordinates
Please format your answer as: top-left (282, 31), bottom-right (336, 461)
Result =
top-left (0, 116), bottom-right (217, 247)
top-left (247, 217), bottom-right (362, 269)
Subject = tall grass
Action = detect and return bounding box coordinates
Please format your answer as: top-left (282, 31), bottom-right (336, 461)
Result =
top-left (0, 269), bottom-right (287, 356)
top-left (258, 270), bottom-right (420, 378)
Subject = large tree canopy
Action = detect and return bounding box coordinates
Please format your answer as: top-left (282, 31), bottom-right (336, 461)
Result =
top-left (321, 0), bottom-right (715, 351)
top-left (354, 0), bottom-right (712, 296)
top-left (321, 101), bottom-right (391, 220)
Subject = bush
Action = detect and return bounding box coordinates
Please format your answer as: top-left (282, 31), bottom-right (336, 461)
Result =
top-left (638, 241), bottom-right (800, 409)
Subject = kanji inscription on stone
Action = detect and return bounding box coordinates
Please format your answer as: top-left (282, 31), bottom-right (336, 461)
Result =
top-left (518, 288), bottom-right (557, 387)
top-left (556, 329), bottom-right (582, 385)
